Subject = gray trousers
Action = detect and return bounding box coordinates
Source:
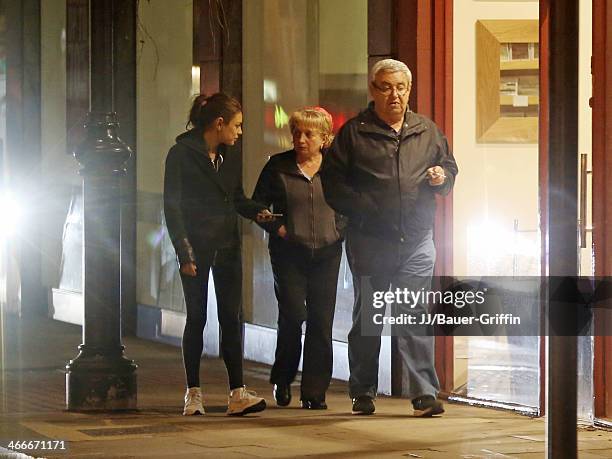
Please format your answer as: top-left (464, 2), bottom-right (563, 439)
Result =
top-left (346, 228), bottom-right (440, 399)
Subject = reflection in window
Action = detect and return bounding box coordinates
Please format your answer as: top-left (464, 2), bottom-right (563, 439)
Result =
top-left (499, 42), bottom-right (539, 119)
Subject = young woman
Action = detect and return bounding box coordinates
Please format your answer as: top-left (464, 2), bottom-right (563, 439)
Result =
top-left (252, 107), bottom-right (344, 409)
top-left (164, 93), bottom-right (271, 416)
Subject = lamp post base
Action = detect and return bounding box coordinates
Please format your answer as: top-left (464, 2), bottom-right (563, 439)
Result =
top-left (66, 346), bottom-right (137, 411)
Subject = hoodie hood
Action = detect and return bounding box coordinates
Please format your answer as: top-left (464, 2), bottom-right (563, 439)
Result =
top-left (175, 128), bottom-right (232, 158)
top-left (176, 129), bottom-right (207, 153)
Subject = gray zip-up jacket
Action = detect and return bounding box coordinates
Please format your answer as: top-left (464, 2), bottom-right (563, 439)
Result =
top-left (320, 103), bottom-right (458, 242)
top-left (252, 149), bottom-right (345, 249)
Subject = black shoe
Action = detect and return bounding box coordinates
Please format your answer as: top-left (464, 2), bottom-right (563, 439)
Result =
top-left (412, 395), bottom-right (444, 417)
top-left (351, 395), bottom-right (375, 415)
top-left (273, 384), bottom-right (291, 407)
top-left (301, 399), bottom-right (327, 410)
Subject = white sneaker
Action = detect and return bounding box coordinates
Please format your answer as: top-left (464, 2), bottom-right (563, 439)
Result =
top-left (183, 387), bottom-right (205, 415)
top-left (227, 386), bottom-right (266, 416)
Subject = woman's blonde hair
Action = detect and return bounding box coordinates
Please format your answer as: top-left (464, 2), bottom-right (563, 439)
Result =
top-left (289, 107), bottom-right (334, 147)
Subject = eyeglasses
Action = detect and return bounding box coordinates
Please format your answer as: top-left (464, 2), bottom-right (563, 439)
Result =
top-left (371, 82), bottom-right (410, 96)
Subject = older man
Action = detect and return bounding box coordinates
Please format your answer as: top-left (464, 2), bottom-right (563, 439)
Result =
top-left (321, 59), bottom-right (458, 416)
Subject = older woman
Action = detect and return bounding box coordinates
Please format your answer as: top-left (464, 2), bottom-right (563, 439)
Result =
top-left (252, 107), bottom-right (344, 409)
top-left (164, 93), bottom-right (272, 416)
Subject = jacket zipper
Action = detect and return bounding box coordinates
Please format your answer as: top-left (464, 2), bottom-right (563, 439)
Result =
top-left (310, 179), bottom-right (315, 258)
top-left (395, 134), bottom-right (403, 243)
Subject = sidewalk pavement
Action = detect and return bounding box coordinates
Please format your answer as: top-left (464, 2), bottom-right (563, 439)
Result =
top-left (0, 316), bottom-right (610, 458)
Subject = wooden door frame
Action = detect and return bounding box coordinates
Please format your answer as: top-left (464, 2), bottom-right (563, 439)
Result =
top-left (538, 0), bottom-right (550, 417)
top-left (592, 0), bottom-right (612, 421)
top-left (541, 0), bottom-right (612, 424)
top-left (396, 0), bottom-right (455, 395)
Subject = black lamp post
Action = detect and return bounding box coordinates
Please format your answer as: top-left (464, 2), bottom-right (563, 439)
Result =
top-left (66, 113), bottom-right (137, 410)
top-left (65, 0), bottom-right (137, 411)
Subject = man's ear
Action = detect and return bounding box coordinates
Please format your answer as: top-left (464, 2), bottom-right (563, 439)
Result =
top-left (368, 82), bottom-right (375, 97)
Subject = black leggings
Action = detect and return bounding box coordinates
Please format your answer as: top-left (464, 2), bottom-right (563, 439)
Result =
top-left (180, 246), bottom-right (244, 390)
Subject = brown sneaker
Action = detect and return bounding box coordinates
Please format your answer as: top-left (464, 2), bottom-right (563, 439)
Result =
top-left (227, 386), bottom-right (266, 416)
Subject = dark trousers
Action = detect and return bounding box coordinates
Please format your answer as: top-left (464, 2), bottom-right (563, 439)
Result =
top-left (346, 229), bottom-right (440, 399)
top-left (269, 240), bottom-right (342, 401)
top-left (180, 246), bottom-right (244, 390)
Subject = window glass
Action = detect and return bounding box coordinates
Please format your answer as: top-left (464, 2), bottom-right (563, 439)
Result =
top-left (136, 0), bottom-right (194, 314)
top-left (242, 0), bottom-right (368, 341)
top-left (453, 0), bottom-right (541, 410)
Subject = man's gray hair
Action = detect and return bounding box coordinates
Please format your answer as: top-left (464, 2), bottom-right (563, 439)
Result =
top-left (369, 59), bottom-right (412, 84)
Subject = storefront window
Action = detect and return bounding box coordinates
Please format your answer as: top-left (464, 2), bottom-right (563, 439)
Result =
top-left (452, 0), bottom-right (541, 410)
top-left (136, 0), bottom-right (195, 314)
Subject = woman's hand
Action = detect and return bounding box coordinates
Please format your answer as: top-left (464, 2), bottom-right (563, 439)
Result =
top-left (256, 209), bottom-right (275, 222)
top-left (180, 262), bottom-right (198, 277)
top-left (277, 225), bottom-right (288, 239)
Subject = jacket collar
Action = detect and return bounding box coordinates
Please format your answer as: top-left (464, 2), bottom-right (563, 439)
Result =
top-left (176, 129), bottom-right (228, 192)
top-left (275, 149), bottom-right (325, 178)
top-left (274, 150), bottom-right (301, 175)
top-left (357, 102), bottom-right (427, 139)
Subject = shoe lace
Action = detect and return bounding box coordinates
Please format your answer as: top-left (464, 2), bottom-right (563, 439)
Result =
top-left (187, 389), bottom-right (202, 404)
top-left (238, 387), bottom-right (259, 400)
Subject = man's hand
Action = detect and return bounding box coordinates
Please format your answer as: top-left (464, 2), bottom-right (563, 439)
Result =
top-left (277, 225), bottom-right (288, 239)
top-left (426, 166), bottom-right (446, 186)
top-left (180, 262), bottom-right (197, 277)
